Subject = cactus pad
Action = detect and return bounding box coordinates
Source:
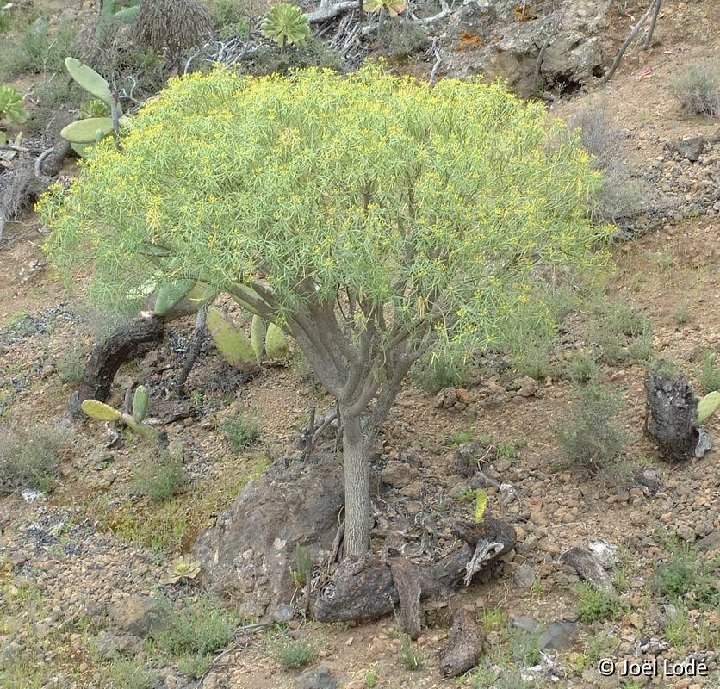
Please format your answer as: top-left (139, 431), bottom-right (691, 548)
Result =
top-left (207, 307), bottom-right (257, 369)
top-left (64, 58), bottom-right (113, 106)
top-left (132, 385), bottom-right (149, 422)
top-left (698, 391), bottom-right (720, 425)
top-left (264, 323), bottom-right (289, 361)
top-left (82, 399), bottom-right (122, 421)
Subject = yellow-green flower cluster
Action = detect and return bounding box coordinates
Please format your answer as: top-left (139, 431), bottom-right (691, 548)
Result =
top-left (39, 63), bottom-right (608, 347)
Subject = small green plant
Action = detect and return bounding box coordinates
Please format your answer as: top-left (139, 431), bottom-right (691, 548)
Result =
top-left (161, 555), bottom-right (202, 585)
top-left (576, 583), bottom-right (619, 623)
top-left (399, 635), bottom-right (423, 670)
top-left (672, 301), bottom-right (691, 326)
top-left (81, 98), bottom-right (111, 119)
top-left (261, 3), bottom-right (310, 49)
top-left (669, 63), bottom-right (720, 117)
top-left (272, 637), bottom-right (318, 670)
top-left (365, 669), bottom-right (379, 687)
top-left (700, 351), bottom-right (720, 393)
top-left (557, 383), bottom-right (625, 476)
top-left (151, 596), bottom-right (239, 657)
top-left (0, 85), bottom-right (28, 124)
top-left (364, 0), bottom-right (407, 16)
top-left (450, 428), bottom-right (475, 447)
top-left (106, 658), bottom-right (158, 689)
top-left (497, 441), bottom-right (517, 460)
top-left (132, 452), bottom-right (186, 503)
top-left (220, 413), bottom-right (261, 451)
top-left (480, 607), bottom-right (507, 632)
top-left (176, 653), bottom-right (212, 679)
top-left (0, 427), bottom-right (67, 495)
top-left (507, 627), bottom-right (542, 666)
top-left (653, 544), bottom-right (718, 602)
top-left (411, 350), bottom-right (470, 392)
top-left (56, 350), bottom-right (86, 385)
top-left (563, 350), bottom-right (601, 384)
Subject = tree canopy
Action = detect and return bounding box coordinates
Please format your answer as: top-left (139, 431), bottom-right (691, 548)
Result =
top-left (40, 64), bottom-right (611, 554)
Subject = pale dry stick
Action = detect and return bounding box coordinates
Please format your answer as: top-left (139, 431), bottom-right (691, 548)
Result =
top-left (429, 37), bottom-right (443, 86)
top-left (643, 0), bottom-right (662, 49)
top-left (602, 0), bottom-right (656, 84)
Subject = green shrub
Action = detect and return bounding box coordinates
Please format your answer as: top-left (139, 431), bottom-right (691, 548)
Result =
top-left (411, 350), bottom-right (470, 392)
top-left (106, 658), bottom-right (157, 689)
top-left (132, 452), bottom-right (186, 503)
top-left (669, 63), bottom-right (720, 117)
top-left (56, 350), bottom-right (86, 385)
top-left (563, 351), bottom-right (600, 384)
top-left (399, 636), bottom-right (423, 670)
top-left (245, 39), bottom-right (341, 76)
top-left (272, 637), bottom-right (318, 670)
top-left (654, 544), bottom-right (719, 606)
top-left (220, 414), bottom-right (261, 451)
top-left (567, 104), bottom-right (646, 223)
top-left (700, 352), bottom-right (720, 393)
top-left (0, 427), bottom-right (67, 495)
top-left (577, 583), bottom-right (619, 623)
top-left (377, 18), bottom-right (428, 58)
top-left (176, 653), bottom-right (212, 678)
top-left (592, 302), bottom-right (652, 365)
top-left (557, 383), bottom-right (625, 476)
top-left (0, 20), bottom-right (75, 80)
top-left (151, 596), bottom-right (239, 657)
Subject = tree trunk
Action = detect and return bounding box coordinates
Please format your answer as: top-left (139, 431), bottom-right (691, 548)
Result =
top-left (341, 412), bottom-right (373, 557)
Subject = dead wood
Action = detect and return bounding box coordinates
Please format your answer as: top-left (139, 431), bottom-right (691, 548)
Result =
top-left (602, 0), bottom-right (658, 84)
top-left (438, 609), bottom-right (484, 678)
top-left (390, 558), bottom-right (422, 640)
top-left (560, 547), bottom-right (614, 594)
top-left (313, 517), bottom-right (516, 627)
top-left (644, 372), bottom-right (700, 461)
top-left (69, 314), bottom-right (165, 417)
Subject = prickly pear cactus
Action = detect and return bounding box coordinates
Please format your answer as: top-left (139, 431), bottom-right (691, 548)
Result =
top-left (64, 58), bottom-right (113, 106)
top-left (60, 117), bottom-right (115, 144)
top-left (82, 399), bottom-right (122, 421)
top-left (698, 391), bottom-right (720, 425)
top-left (264, 323), bottom-right (289, 361)
top-left (132, 385), bottom-right (149, 422)
top-left (153, 279), bottom-right (195, 316)
top-left (207, 307), bottom-right (257, 369)
top-left (250, 315), bottom-right (266, 363)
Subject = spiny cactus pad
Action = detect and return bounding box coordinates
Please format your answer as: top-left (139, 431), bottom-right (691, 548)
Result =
top-left (474, 489), bottom-right (488, 524)
top-left (207, 307), bottom-right (257, 369)
top-left (60, 117), bottom-right (115, 144)
top-left (250, 315), bottom-right (266, 363)
top-left (153, 279), bottom-right (195, 316)
top-left (264, 323), bottom-right (289, 360)
top-left (64, 58), bottom-right (113, 106)
top-left (698, 391), bottom-right (720, 425)
top-left (261, 3), bottom-right (310, 48)
top-left (132, 385), bottom-right (149, 422)
top-left (82, 399), bottom-right (122, 421)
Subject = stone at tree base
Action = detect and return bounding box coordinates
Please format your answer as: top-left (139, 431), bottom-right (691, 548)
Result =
top-left (438, 610), bottom-right (485, 678)
top-left (194, 456), bottom-right (344, 619)
top-left (296, 665), bottom-right (338, 689)
top-left (313, 556), bottom-right (397, 624)
top-left (512, 616), bottom-right (541, 633)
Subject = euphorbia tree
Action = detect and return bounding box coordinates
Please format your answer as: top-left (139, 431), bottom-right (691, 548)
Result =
top-left (40, 65), bottom-right (608, 556)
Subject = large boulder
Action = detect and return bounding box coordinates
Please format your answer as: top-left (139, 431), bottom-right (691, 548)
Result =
top-left (442, 0), bottom-right (613, 98)
top-left (193, 456), bottom-right (344, 618)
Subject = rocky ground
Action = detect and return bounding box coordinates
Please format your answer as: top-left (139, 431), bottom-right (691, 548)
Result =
top-left (2, 1), bottom-right (720, 688)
